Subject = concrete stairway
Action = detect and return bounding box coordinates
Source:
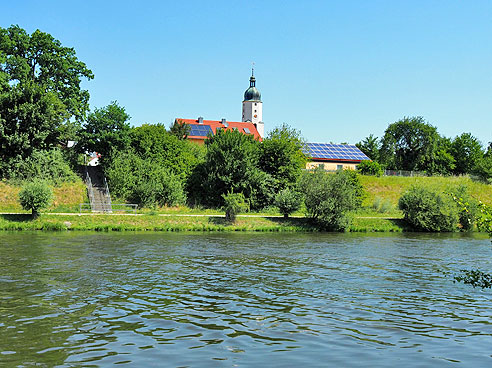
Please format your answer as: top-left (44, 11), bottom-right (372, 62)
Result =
top-left (84, 166), bottom-right (112, 213)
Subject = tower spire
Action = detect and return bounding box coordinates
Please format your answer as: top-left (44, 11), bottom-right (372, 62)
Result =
top-left (250, 62), bottom-right (256, 87)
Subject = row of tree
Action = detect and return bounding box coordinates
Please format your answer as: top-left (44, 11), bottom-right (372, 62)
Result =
top-left (356, 116), bottom-right (492, 180)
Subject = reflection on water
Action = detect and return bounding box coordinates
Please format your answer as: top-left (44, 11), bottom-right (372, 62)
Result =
top-left (1, 232), bottom-right (491, 367)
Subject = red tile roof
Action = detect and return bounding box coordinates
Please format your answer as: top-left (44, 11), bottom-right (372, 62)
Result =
top-left (176, 118), bottom-right (262, 141)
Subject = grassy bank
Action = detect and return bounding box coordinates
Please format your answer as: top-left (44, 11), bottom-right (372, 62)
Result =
top-left (360, 175), bottom-right (492, 208)
top-left (0, 180), bottom-right (87, 213)
top-left (1, 175), bottom-right (491, 232)
top-left (0, 214), bottom-right (322, 232)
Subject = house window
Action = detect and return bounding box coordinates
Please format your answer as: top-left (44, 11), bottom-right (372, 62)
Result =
top-left (319, 164), bottom-right (325, 170)
top-left (337, 165), bottom-right (343, 170)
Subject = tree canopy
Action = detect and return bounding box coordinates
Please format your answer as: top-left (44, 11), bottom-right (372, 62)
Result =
top-left (0, 25), bottom-right (93, 176)
top-left (449, 133), bottom-right (483, 175)
top-left (379, 116), bottom-right (453, 173)
top-left (78, 101), bottom-right (131, 160)
top-left (259, 124), bottom-right (307, 191)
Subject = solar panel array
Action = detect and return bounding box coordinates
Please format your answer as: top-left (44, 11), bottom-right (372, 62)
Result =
top-left (303, 143), bottom-right (370, 161)
top-left (189, 124), bottom-right (213, 137)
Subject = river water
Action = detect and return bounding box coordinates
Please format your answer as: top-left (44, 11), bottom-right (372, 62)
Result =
top-left (1, 232), bottom-right (491, 367)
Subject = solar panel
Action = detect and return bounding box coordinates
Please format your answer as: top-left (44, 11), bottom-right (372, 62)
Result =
top-left (188, 124), bottom-right (213, 137)
top-left (303, 143), bottom-right (370, 161)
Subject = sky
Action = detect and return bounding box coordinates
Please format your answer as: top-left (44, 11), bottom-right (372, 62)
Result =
top-left (2, 0), bottom-right (492, 145)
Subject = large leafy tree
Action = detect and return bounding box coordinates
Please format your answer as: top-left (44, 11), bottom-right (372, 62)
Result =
top-left (78, 101), bottom-right (131, 161)
top-left (193, 129), bottom-right (274, 209)
top-left (379, 116), bottom-right (452, 173)
top-left (0, 25), bottom-right (93, 171)
top-left (449, 133), bottom-right (484, 175)
top-left (259, 124), bottom-right (307, 191)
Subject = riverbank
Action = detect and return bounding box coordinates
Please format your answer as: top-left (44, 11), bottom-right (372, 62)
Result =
top-left (0, 213), bottom-right (410, 232)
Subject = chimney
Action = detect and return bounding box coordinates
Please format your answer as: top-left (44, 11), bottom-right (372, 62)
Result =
top-left (221, 118), bottom-right (226, 125)
top-left (198, 116), bottom-right (203, 124)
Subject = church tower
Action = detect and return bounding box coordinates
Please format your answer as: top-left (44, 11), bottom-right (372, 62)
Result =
top-left (242, 69), bottom-right (264, 138)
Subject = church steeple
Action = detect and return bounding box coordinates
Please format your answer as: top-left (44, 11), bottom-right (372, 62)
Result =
top-left (242, 68), bottom-right (264, 137)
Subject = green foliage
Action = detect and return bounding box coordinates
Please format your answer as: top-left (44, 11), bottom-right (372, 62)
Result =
top-left (356, 134), bottom-right (380, 161)
top-left (78, 101), bottom-right (131, 161)
top-left (259, 124), bottom-right (307, 192)
top-left (357, 160), bottom-right (383, 176)
top-left (0, 25), bottom-right (93, 177)
top-left (131, 124), bottom-right (201, 180)
top-left (105, 150), bottom-right (185, 208)
top-left (473, 155), bottom-right (492, 183)
top-left (450, 185), bottom-right (477, 231)
top-left (222, 192), bottom-right (249, 222)
top-left (196, 129), bottom-right (272, 209)
top-left (275, 188), bottom-right (302, 218)
top-left (169, 119), bottom-right (191, 140)
top-left (342, 169), bottom-right (364, 207)
top-left (398, 186), bottom-right (459, 232)
top-left (300, 168), bottom-right (362, 231)
top-left (2, 148), bottom-right (78, 184)
top-left (449, 133), bottom-right (484, 175)
top-left (372, 197), bottom-right (393, 213)
top-left (19, 180), bottom-right (53, 217)
top-left (380, 116), bottom-right (454, 174)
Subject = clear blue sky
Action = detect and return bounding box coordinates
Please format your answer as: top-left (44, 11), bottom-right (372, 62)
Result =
top-left (2, 0), bottom-right (492, 145)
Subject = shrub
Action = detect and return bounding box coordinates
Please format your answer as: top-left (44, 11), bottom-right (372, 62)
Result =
top-left (19, 180), bottom-right (53, 218)
top-left (275, 188), bottom-right (302, 218)
top-left (3, 148), bottom-right (78, 184)
top-left (398, 185), bottom-right (459, 232)
top-left (106, 150), bottom-right (185, 208)
top-left (300, 168), bottom-right (362, 231)
top-left (451, 185), bottom-right (478, 231)
top-left (222, 192), bottom-right (249, 222)
top-left (357, 160), bottom-right (383, 176)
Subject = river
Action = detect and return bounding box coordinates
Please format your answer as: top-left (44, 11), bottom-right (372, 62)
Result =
top-left (1, 232), bottom-right (491, 367)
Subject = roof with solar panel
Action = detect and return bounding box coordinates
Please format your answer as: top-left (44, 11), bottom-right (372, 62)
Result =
top-left (175, 117), bottom-right (262, 141)
top-left (303, 142), bottom-right (370, 162)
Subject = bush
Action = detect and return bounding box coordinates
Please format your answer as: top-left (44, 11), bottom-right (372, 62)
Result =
top-left (300, 168), bottom-right (362, 231)
top-left (357, 160), bottom-right (383, 176)
top-left (2, 148), bottom-right (78, 184)
top-left (222, 192), bottom-right (249, 222)
top-left (275, 188), bottom-right (302, 218)
top-left (398, 185), bottom-right (459, 232)
top-left (451, 185), bottom-right (478, 231)
top-left (106, 150), bottom-right (185, 208)
top-left (19, 180), bottom-right (53, 218)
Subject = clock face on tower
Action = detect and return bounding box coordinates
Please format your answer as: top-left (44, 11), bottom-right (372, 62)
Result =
top-left (254, 114), bottom-right (257, 118)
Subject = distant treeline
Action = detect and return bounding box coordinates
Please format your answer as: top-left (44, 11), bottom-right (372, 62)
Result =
top-left (356, 116), bottom-right (492, 181)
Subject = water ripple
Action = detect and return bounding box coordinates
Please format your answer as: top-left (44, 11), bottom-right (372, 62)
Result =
top-left (1, 232), bottom-right (492, 366)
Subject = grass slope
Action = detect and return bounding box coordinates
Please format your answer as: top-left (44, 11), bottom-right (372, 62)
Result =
top-left (1, 175), bottom-right (491, 232)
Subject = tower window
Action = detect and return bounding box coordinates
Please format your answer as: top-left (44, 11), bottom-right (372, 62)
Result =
top-left (254, 103), bottom-right (257, 106)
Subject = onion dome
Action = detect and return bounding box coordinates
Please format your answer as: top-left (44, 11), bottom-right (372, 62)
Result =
top-left (243, 75), bottom-right (261, 101)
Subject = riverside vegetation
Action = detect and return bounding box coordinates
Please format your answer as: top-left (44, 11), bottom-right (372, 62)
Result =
top-left (1, 25), bottom-right (492, 232)
top-left (1, 175), bottom-right (492, 233)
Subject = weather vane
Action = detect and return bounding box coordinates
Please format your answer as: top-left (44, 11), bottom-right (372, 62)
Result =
top-left (251, 61), bottom-right (255, 76)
